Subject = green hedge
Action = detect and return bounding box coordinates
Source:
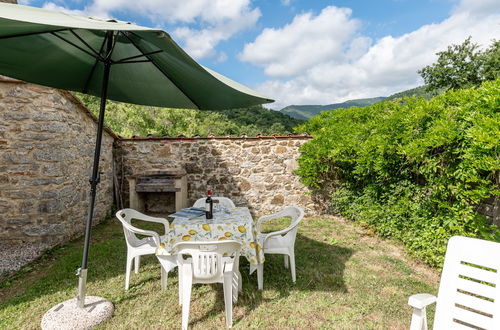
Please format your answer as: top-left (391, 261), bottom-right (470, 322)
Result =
top-left (296, 79), bottom-right (500, 266)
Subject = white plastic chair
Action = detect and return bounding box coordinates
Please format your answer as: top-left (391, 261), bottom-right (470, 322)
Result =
top-left (174, 240), bottom-right (242, 329)
top-left (255, 206), bottom-right (304, 289)
top-left (115, 209), bottom-right (176, 290)
top-left (193, 196), bottom-right (236, 209)
top-left (408, 236), bottom-right (500, 330)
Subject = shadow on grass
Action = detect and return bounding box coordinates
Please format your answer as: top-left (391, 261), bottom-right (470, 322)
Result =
top-left (183, 233), bottom-right (354, 327)
top-left (0, 218), bottom-right (147, 307)
top-left (0, 220), bottom-right (353, 329)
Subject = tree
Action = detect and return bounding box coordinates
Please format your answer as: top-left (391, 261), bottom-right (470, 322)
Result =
top-left (482, 40), bottom-right (500, 81)
top-left (418, 37), bottom-right (499, 91)
top-left (75, 93), bottom-right (303, 138)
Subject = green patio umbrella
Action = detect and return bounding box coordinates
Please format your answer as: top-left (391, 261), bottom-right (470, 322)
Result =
top-left (0, 2), bottom-right (273, 316)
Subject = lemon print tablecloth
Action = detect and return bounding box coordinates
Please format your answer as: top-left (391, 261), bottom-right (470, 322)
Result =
top-left (156, 207), bottom-right (264, 273)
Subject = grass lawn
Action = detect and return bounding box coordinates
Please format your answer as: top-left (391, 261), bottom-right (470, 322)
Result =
top-left (0, 215), bottom-right (439, 329)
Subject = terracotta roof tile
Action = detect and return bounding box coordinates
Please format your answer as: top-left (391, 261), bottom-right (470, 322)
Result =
top-left (118, 133), bottom-right (312, 141)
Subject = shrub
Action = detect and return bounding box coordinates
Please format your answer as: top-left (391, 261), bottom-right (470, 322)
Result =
top-left (296, 79), bottom-right (500, 266)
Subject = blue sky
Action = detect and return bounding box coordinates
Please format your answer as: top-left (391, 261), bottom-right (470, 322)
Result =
top-left (19, 0), bottom-right (500, 108)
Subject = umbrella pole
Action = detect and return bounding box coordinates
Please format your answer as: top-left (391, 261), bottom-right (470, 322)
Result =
top-left (76, 32), bottom-right (113, 309)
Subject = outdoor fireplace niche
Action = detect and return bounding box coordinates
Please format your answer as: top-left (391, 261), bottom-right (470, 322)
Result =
top-left (127, 169), bottom-right (188, 214)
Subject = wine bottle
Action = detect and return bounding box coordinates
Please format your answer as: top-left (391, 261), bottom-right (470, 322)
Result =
top-left (205, 189), bottom-right (213, 219)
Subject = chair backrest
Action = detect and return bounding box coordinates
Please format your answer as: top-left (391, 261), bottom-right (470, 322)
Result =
top-left (115, 208), bottom-right (166, 248)
top-left (174, 240), bottom-right (241, 281)
top-left (273, 206), bottom-right (305, 242)
top-left (193, 197), bottom-right (236, 209)
top-left (434, 236), bottom-right (500, 329)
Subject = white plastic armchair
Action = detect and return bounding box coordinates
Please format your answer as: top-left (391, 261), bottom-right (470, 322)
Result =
top-left (193, 196), bottom-right (236, 209)
top-left (174, 240), bottom-right (242, 329)
top-left (255, 206), bottom-right (304, 289)
top-left (408, 236), bottom-right (500, 330)
top-left (115, 209), bottom-right (176, 290)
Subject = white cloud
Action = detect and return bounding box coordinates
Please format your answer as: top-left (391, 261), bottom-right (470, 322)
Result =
top-left (41, 0), bottom-right (261, 59)
top-left (281, 0), bottom-right (292, 6)
top-left (85, 0), bottom-right (260, 26)
top-left (453, 0), bottom-right (500, 16)
top-left (172, 5), bottom-right (260, 59)
top-left (240, 6), bottom-right (362, 78)
top-left (242, 1), bottom-right (500, 109)
top-left (42, 2), bottom-right (88, 16)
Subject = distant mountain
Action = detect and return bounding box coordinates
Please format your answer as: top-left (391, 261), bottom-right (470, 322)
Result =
top-left (279, 97), bottom-right (386, 120)
top-left (279, 86), bottom-right (442, 120)
top-left (385, 85), bottom-right (442, 101)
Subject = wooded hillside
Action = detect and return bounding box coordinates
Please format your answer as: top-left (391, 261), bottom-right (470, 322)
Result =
top-left (77, 93), bottom-right (303, 138)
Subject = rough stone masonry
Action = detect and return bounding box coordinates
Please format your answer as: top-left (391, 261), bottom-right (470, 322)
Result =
top-left (115, 136), bottom-right (316, 217)
top-left (0, 79), bottom-right (115, 275)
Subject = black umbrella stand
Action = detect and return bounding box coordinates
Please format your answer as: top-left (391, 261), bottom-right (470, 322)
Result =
top-left (41, 32), bottom-right (116, 329)
top-left (76, 31), bottom-right (113, 309)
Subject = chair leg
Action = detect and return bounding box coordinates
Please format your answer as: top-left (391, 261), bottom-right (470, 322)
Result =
top-left (284, 255), bottom-right (289, 269)
top-left (257, 263), bottom-right (264, 290)
top-left (181, 268), bottom-right (192, 330)
top-left (238, 270), bottom-right (242, 292)
top-left (223, 272), bottom-right (234, 328)
top-left (161, 266), bottom-right (168, 290)
top-left (410, 307), bottom-right (428, 330)
top-left (289, 250), bottom-right (296, 283)
top-left (235, 258), bottom-right (242, 292)
top-left (125, 256), bottom-right (133, 290)
top-left (134, 255), bottom-right (140, 274)
top-left (178, 268), bottom-right (183, 306)
top-left (232, 271), bottom-right (241, 303)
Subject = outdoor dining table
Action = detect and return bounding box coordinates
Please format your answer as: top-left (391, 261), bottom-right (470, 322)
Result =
top-left (155, 206), bottom-right (265, 287)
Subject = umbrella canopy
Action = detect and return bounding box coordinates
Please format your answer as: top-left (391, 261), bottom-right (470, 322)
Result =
top-left (0, 2), bottom-right (273, 313)
top-left (0, 3), bottom-right (273, 109)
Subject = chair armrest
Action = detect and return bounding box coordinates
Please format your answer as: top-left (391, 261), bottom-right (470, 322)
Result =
top-left (408, 293), bottom-right (436, 309)
top-left (259, 227), bottom-right (293, 246)
top-left (136, 214), bottom-right (170, 235)
top-left (123, 223), bottom-right (161, 246)
top-left (408, 294), bottom-right (436, 330)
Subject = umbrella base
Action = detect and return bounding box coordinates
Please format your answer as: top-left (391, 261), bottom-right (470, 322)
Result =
top-left (41, 296), bottom-right (113, 330)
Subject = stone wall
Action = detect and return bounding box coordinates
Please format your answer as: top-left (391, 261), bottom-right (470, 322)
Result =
top-left (115, 136), bottom-right (316, 216)
top-left (0, 79), bottom-right (115, 248)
